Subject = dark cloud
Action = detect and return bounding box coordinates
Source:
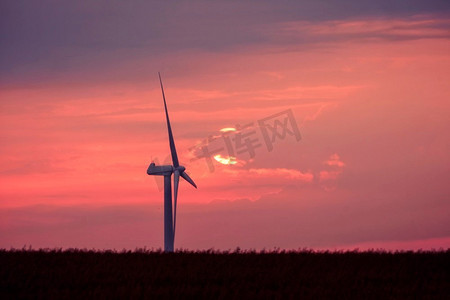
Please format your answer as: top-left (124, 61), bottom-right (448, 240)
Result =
top-left (1, 1), bottom-right (449, 86)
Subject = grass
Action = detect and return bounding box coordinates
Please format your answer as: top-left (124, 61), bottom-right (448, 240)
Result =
top-left (1, 248), bottom-right (449, 299)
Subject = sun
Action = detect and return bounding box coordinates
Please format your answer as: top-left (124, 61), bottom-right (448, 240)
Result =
top-left (214, 154), bottom-right (237, 165)
top-left (220, 127), bottom-right (237, 132)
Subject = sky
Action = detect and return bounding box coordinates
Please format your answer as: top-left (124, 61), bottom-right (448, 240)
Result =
top-left (1, 1), bottom-right (449, 251)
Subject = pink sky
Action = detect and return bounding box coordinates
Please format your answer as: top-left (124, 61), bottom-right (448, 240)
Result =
top-left (1, 3), bottom-right (449, 250)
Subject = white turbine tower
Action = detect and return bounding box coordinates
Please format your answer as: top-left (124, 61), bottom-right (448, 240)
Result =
top-left (147, 73), bottom-right (197, 252)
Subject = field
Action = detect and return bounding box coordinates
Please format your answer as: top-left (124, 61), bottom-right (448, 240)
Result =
top-left (1, 249), bottom-right (449, 299)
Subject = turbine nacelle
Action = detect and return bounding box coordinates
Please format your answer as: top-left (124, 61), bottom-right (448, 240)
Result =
top-left (147, 163), bottom-right (189, 177)
top-left (147, 163), bottom-right (173, 176)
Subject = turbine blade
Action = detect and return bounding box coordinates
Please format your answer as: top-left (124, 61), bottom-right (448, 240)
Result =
top-left (181, 171), bottom-right (197, 189)
top-left (173, 170), bottom-right (180, 240)
top-left (159, 72), bottom-right (179, 168)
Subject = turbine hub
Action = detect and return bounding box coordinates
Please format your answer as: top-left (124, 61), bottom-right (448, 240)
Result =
top-left (175, 165), bottom-right (186, 173)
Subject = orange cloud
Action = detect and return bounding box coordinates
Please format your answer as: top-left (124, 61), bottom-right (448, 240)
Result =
top-left (278, 16), bottom-right (450, 41)
top-left (319, 171), bottom-right (341, 182)
top-left (227, 168), bottom-right (314, 182)
top-left (324, 154), bottom-right (345, 167)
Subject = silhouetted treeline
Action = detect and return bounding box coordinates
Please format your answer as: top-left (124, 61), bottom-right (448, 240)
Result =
top-left (1, 248), bottom-right (449, 299)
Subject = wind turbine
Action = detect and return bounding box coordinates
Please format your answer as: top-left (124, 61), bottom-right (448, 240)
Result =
top-left (147, 73), bottom-right (197, 252)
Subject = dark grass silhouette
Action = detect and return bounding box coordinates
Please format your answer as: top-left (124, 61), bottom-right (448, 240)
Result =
top-left (1, 248), bottom-right (449, 298)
